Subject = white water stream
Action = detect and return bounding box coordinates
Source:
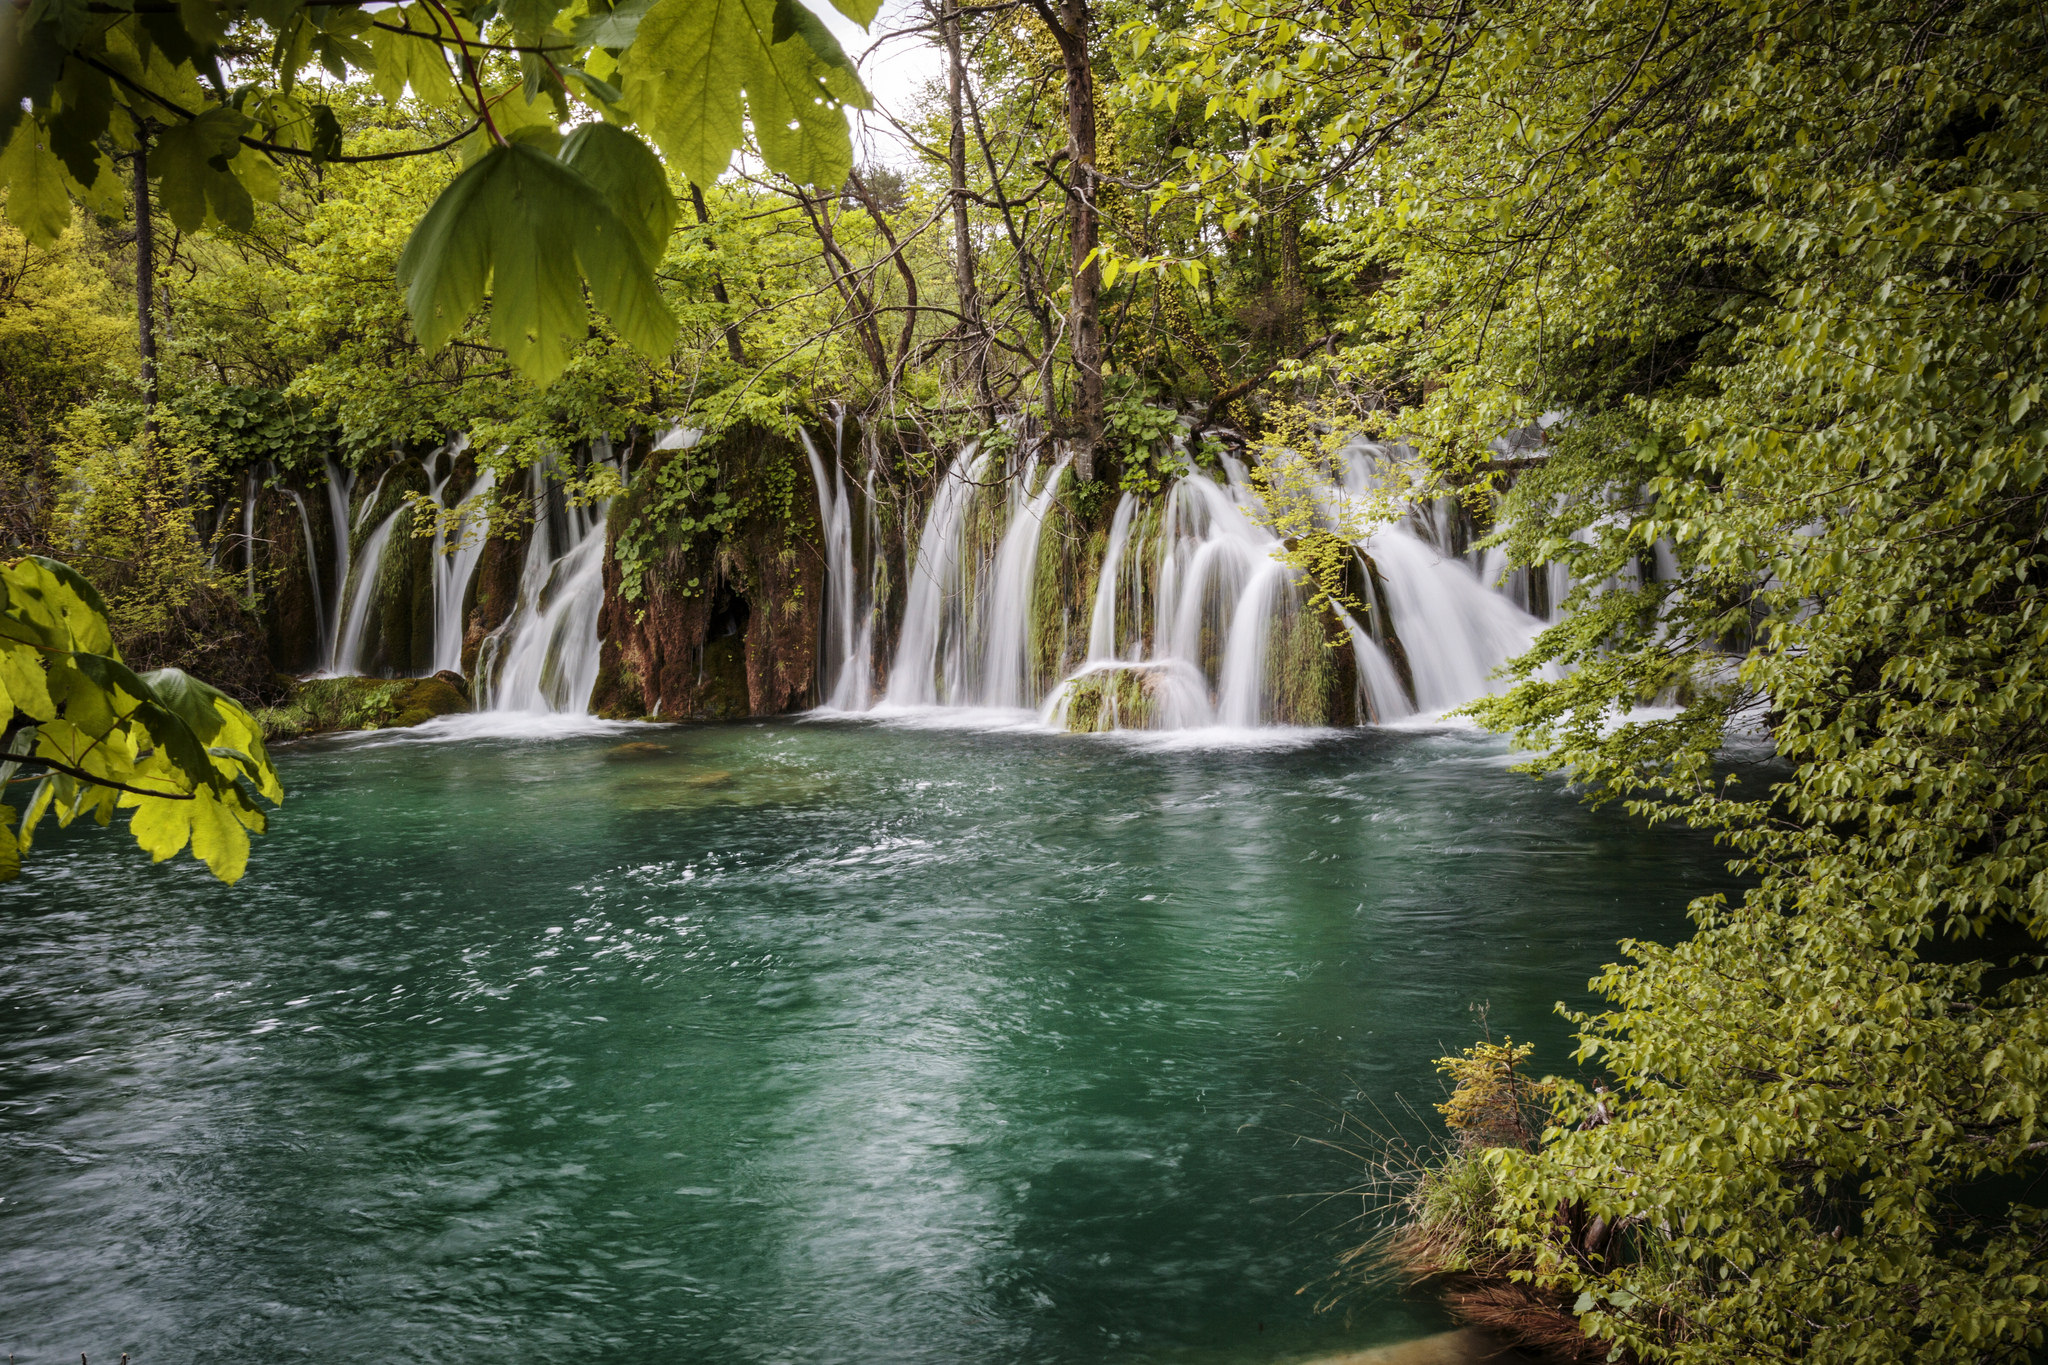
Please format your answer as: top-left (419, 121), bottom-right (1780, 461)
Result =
top-left (473, 449), bottom-right (618, 713)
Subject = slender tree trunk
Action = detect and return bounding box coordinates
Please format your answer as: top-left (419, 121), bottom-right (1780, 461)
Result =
top-left (132, 140), bottom-right (158, 439)
top-left (799, 192), bottom-right (891, 384)
top-left (942, 0), bottom-right (993, 426)
top-left (1057, 0), bottom-right (1103, 479)
top-left (1028, 0), bottom-right (1104, 479)
top-left (689, 183), bottom-right (751, 367)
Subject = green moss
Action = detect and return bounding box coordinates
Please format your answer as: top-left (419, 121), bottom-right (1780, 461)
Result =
top-left (1265, 594), bottom-right (1357, 727)
top-left (1057, 666), bottom-right (1161, 732)
top-left (252, 673), bottom-right (467, 740)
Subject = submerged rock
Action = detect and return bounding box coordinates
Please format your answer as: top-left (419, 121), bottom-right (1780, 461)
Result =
top-left (605, 741), bottom-right (673, 758)
top-left (1302, 1329), bottom-right (1538, 1365)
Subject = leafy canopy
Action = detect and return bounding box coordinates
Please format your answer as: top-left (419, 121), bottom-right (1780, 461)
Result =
top-left (2, 0), bottom-right (879, 383)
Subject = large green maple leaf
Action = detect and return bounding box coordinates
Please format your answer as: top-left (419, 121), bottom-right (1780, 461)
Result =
top-left (397, 131), bottom-right (679, 383)
top-left (619, 0), bottom-right (870, 190)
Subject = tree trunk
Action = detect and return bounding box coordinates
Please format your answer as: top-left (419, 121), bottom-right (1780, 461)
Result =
top-left (800, 192), bottom-right (891, 384)
top-left (132, 139), bottom-right (158, 439)
top-left (1059, 0), bottom-right (1103, 481)
top-left (1031, 0), bottom-right (1103, 480)
top-left (943, 0), bottom-right (992, 426)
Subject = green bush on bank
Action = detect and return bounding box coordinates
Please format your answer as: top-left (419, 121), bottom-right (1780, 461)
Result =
top-left (1147, 0), bottom-right (2048, 1356)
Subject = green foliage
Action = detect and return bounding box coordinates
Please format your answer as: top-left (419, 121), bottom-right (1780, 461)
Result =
top-left (3, 0), bottom-right (873, 385)
top-left (613, 442), bottom-right (736, 604)
top-left (1246, 411), bottom-right (1397, 625)
top-left (397, 129), bottom-right (678, 378)
top-left (172, 386), bottom-right (337, 479)
top-left (0, 205), bottom-right (130, 540)
top-left (619, 0), bottom-right (871, 190)
top-left (0, 556), bottom-right (282, 883)
top-left (1163, 0), bottom-right (2048, 1356)
top-left (1104, 386), bottom-right (1183, 495)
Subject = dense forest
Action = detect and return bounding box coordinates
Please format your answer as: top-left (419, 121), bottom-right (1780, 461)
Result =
top-left (2, 0), bottom-right (2044, 1359)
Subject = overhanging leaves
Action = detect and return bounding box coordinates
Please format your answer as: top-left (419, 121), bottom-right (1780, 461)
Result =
top-left (396, 138), bottom-right (678, 382)
top-left (619, 0), bottom-right (866, 189)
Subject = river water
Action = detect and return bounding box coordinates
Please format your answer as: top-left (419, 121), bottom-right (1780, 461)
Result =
top-left (0, 717), bottom-right (1739, 1363)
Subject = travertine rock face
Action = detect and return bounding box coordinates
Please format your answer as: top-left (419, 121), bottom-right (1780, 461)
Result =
top-left (591, 424), bottom-right (824, 721)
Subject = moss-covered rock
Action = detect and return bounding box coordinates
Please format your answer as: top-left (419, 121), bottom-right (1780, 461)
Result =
top-left (251, 673), bottom-right (468, 740)
top-left (1054, 664), bottom-right (1167, 732)
top-left (1267, 593), bottom-right (1359, 727)
top-left (387, 675), bottom-right (468, 728)
top-left (595, 423), bottom-right (824, 720)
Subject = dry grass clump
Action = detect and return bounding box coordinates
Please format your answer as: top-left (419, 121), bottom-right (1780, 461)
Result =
top-left (1319, 1039), bottom-right (1621, 1364)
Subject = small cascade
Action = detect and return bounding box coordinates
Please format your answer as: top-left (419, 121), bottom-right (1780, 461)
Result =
top-left (321, 456), bottom-right (353, 668)
top-left (475, 449), bottom-right (618, 713)
top-left (423, 442), bottom-right (495, 675)
top-left (241, 468), bottom-right (260, 595)
top-left (804, 412), bottom-right (881, 711)
top-left (884, 445), bottom-right (993, 707)
top-left (977, 456), bottom-right (1069, 708)
top-left (330, 506), bottom-right (401, 676)
top-left (1085, 493), bottom-right (1137, 664)
top-left (284, 489), bottom-right (327, 659)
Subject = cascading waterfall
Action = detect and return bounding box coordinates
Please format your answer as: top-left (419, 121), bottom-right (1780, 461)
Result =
top-left (282, 420), bottom-right (1555, 729)
top-left (977, 456), bottom-right (1069, 708)
top-left (883, 445), bottom-right (993, 708)
top-left (330, 505), bottom-right (401, 677)
top-left (1085, 494), bottom-right (1137, 664)
top-left (321, 456), bottom-right (353, 668)
top-left (283, 489), bottom-right (326, 658)
top-left (828, 437), bottom-right (1549, 731)
top-left (310, 444), bottom-right (501, 680)
top-left (241, 468), bottom-right (259, 595)
top-left (474, 447), bottom-right (619, 713)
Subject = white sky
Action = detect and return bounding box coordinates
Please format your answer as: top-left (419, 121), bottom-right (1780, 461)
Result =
top-left (814, 0), bottom-right (947, 169)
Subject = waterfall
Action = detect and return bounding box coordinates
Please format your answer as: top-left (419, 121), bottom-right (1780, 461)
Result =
top-left (475, 451), bottom-right (617, 714)
top-left (284, 489), bottom-right (327, 660)
top-left (1355, 528), bottom-right (1542, 712)
top-left (322, 456), bottom-right (353, 668)
top-left (804, 413), bottom-right (880, 711)
top-left (330, 506), bottom-right (401, 676)
top-left (423, 443), bottom-right (495, 675)
top-left (241, 469), bottom-right (259, 596)
top-left (812, 434), bottom-right (1550, 732)
top-left (977, 457), bottom-right (1069, 708)
top-left (1086, 493), bottom-right (1137, 664)
top-left (883, 445), bottom-right (992, 707)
